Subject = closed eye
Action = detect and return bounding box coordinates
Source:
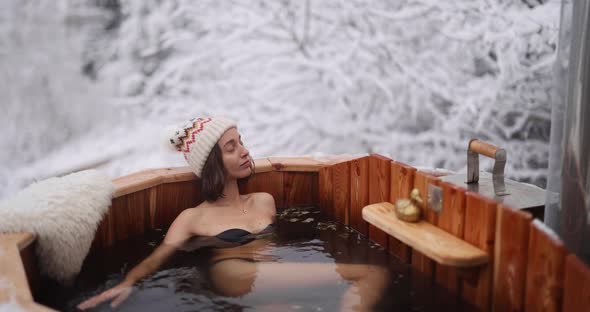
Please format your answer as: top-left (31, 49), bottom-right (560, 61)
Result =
top-left (224, 135), bottom-right (243, 152)
top-left (224, 140), bottom-right (236, 151)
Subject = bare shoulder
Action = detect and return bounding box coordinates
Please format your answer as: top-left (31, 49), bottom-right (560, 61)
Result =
top-left (187, 202), bottom-right (213, 228)
top-left (182, 204), bottom-right (208, 221)
top-left (250, 192), bottom-right (276, 216)
top-left (164, 204), bottom-right (208, 244)
top-left (253, 192), bottom-right (275, 205)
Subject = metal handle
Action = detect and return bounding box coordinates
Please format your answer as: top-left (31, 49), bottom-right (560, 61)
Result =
top-left (467, 139), bottom-right (509, 196)
top-left (469, 140), bottom-right (500, 158)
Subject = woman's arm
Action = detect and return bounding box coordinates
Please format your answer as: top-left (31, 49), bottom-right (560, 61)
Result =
top-left (77, 210), bottom-right (195, 310)
top-left (122, 243), bottom-right (178, 284)
top-left (77, 243), bottom-right (178, 310)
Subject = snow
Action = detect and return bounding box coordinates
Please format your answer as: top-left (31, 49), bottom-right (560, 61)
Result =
top-left (532, 219), bottom-right (562, 243)
top-left (0, 0), bottom-right (560, 200)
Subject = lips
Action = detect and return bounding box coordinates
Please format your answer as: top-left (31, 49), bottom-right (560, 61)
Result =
top-left (240, 160), bottom-right (250, 168)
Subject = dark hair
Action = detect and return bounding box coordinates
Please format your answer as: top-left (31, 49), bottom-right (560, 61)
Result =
top-left (201, 144), bottom-right (255, 202)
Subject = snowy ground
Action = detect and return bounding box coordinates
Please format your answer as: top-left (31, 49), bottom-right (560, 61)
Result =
top-left (0, 0), bottom-right (561, 200)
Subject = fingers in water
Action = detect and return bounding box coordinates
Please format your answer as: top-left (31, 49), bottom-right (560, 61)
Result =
top-left (77, 287), bottom-right (123, 310)
top-left (111, 288), bottom-right (133, 308)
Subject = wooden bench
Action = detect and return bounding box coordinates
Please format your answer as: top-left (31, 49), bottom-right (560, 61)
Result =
top-left (362, 202), bottom-right (488, 267)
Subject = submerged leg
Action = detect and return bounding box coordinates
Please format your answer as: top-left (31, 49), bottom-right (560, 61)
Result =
top-left (337, 264), bottom-right (390, 312)
top-left (208, 260), bottom-right (390, 311)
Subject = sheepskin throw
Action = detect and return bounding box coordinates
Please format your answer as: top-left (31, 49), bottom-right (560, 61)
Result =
top-left (0, 170), bottom-right (114, 285)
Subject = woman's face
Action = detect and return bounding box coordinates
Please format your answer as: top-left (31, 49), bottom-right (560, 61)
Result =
top-left (218, 127), bottom-right (251, 179)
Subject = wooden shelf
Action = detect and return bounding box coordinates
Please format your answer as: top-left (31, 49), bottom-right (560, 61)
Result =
top-left (362, 202), bottom-right (488, 267)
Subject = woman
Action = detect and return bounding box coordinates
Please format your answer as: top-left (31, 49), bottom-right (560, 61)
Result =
top-left (78, 117), bottom-right (389, 311)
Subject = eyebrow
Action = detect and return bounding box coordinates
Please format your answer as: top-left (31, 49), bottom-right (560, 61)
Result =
top-left (223, 136), bottom-right (242, 148)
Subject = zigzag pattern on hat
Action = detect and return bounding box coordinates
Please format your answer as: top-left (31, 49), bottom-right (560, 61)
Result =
top-left (181, 117), bottom-right (212, 153)
top-left (170, 116), bottom-right (236, 177)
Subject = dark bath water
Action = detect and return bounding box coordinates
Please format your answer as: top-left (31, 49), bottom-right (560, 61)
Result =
top-left (38, 206), bottom-right (479, 311)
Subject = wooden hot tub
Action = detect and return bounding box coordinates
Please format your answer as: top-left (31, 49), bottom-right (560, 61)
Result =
top-left (1, 155), bottom-right (589, 311)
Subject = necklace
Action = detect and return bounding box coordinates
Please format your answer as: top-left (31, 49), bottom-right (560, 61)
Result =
top-left (240, 203), bottom-right (247, 214)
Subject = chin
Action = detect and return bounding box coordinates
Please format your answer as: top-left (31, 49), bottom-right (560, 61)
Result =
top-left (235, 167), bottom-right (252, 179)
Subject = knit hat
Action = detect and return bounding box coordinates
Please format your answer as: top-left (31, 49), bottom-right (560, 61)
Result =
top-left (168, 117), bottom-right (237, 177)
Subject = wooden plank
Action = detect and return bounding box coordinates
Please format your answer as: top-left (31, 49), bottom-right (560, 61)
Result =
top-left (113, 170), bottom-right (163, 198)
top-left (368, 233), bottom-right (389, 258)
top-left (252, 158), bottom-right (273, 173)
top-left (390, 161), bottom-right (417, 201)
top-left (154, 181), bottom-right (201, 229)
top-left (368, 155), bottom-right (392, 248)
top-left (350, 157), bottom-right (369, 235)
top-left (389, 161), bottom-right (417, 263)
top-left (368, 154), bottom-right (392, 203)
top-left (461, 192), bottom-right (498, 312)
top-left (318, 166), bottom-right (334, 218)
top-left (362, 202), bottom-right (488, 267)
top-left (492, 205), bottom-right (533, 312)
top-left (148, 187), bottom-right (158, 229)
top-left (435, 181), bottom-right (467, 293)
top-left (0, 234), bottom-right (57, 310)
top-left (153, 184), bottom-right (180, 230)
top-left (19, 239), bottom-right (41, 299)
top-left (411, 171), bottom-right (441, 276)
top-left (413, 171), bottom-right (440, 224)
top-left (332, 161), bottom-right (351, 225)
top-left (563, 254), bottom-right (590, 312)
top-left (412, 250), bottom-right (436, 278)
top-left (267, 157), bottom-right (325, 172)
top-left (0, 233), bottom-right (36, 302)
top-left (311, 172), bottom-right (319, 207)
top-left (239, 171), bottom-right (284, 208)
top-left (524, 219), bottom-right (567, 312)
top-left (437, 182), bottom-right (466, 237)
top-left (283, 172), bottom-right (318, 207)
top-left (91, 206), bottom-right (115, 250)
top-left (111, 190), bottom-right (150, 242)
top-left (155, 167), bottom-right (196, 184)
top-left (97, 181), bottom-right (200, 249)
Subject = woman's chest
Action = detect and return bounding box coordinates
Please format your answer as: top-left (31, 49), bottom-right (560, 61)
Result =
top-left (202, 210), bottom-right (272, 236)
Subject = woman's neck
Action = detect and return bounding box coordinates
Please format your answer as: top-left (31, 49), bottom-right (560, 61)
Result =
top-left (217, 177), bottom-right (242, 205)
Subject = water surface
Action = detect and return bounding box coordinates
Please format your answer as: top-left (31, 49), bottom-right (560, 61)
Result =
top-left (38, 206), bottom-right (479, 311)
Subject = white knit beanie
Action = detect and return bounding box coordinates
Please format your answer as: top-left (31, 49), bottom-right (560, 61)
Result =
top-left (168, 117), bottom-right (237, 177)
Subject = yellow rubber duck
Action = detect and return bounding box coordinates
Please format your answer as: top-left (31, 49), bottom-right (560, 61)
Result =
top-left (394, 188), bottom-right (423, 222)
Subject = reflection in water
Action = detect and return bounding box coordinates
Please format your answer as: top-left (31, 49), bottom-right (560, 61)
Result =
top-left (38, 206), bottom-right (479, 311)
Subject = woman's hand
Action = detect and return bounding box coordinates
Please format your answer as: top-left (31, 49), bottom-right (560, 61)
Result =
top-left (77, 242), bottom-right (179, 310)
top-left (77, 281), bottom-right (135, 310)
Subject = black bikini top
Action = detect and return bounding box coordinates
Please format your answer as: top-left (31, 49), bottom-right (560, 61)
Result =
top-left (215, 223), bottom-right (274, 243)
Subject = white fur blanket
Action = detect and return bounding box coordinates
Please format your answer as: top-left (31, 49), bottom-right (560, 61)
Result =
top-left (0, 170), bottom-right (114, 285)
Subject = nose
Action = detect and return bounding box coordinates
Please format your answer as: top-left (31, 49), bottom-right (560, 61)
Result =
top-left (240, 145), bottom-right (249, 158)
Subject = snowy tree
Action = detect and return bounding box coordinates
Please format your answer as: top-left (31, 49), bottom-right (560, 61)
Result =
top-left (0, 0), bottom-right (560, 199)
